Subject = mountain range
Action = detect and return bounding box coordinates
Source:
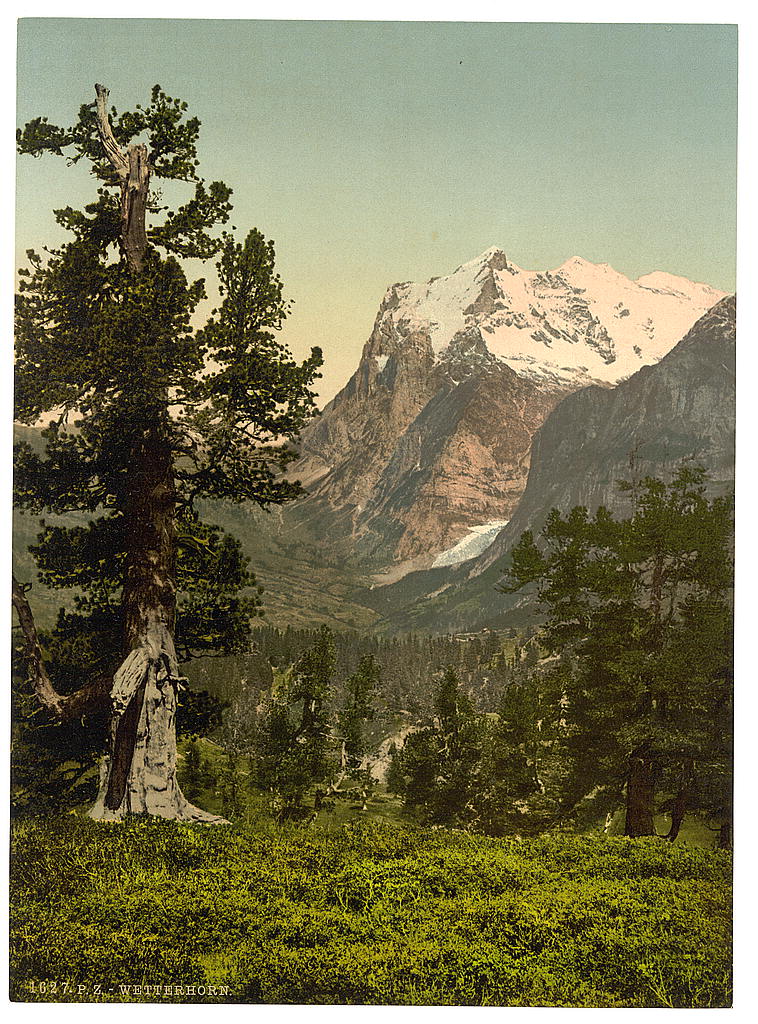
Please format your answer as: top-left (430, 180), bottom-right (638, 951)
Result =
top-left (14, 248), bottom-right (734, 636)
top-left (282, 247), bottom-right (725, 579)
top-left (361, 293), bottom-right (736, 634)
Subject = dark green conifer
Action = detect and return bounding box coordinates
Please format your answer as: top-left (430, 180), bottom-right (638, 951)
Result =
top-left (13, 84), bottom-right (322, 819)
top-left (501, 466), bottom-right (733, 840)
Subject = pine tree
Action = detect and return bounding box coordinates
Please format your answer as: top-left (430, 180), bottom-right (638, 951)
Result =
top-left (395, 668), bottom-right (484, 825)
top-left (178, 739), bottom-right (206, 804)
top-left (384, 741), bottom-right (406, 797)
top-left (501, 466), bottom-right (733, 839)
top-left (13, 84), bottom-right (322, 820)
top-left (337, 654), bottom-right (379, 771)
top-left (254, 626), bottom-right (336, 819)
top-left (333, 653), bottom-right (380, 810)
top-left (474, 661), bottom-right (571, 836)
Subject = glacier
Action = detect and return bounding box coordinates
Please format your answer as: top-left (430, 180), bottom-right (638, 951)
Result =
top-left (431, 519), bottom-right (510, 568)
top-left (385, 248), bottom-right (725, 388)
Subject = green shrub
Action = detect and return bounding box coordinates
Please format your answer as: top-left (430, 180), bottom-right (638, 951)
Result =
top-left (10, 818), bottom-right (731, 1006)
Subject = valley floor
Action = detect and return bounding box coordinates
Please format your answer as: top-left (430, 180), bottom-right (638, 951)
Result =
top-left (10, 817), bottom-right (731, 1007)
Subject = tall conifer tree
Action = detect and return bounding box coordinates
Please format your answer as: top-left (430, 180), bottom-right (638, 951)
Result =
top-left (501, 467), bottom-right (733, 839)
top-left (14, 84), bottom-right (322, 820)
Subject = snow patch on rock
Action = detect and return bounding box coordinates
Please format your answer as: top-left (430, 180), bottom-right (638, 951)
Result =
top-left (432, 519), bottom-right (510, 568)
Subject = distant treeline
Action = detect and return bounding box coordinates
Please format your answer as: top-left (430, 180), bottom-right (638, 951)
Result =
top-left (186, 625), bottom-right (532, 714)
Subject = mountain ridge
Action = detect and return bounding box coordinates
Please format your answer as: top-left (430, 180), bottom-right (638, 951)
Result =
top-left (287, 247), bottom-right (725, 571)
top-left (360, 293), bottom-right (736, 634)
top-left (13, 254), bottom-right (732, 636)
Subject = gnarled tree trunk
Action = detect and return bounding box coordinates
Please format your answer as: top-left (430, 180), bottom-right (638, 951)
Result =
top-left (89, 420), bottom-right (221, 822)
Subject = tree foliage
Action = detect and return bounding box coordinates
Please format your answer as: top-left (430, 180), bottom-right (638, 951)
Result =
top-left (500, 466), bottom-right (733, 840)
top-left (13, 84), bottom-right (322, 816)
top-left (389, 668), bottom-right (485, 825)
top-left (337, 654), bottom-right (379, 772)
top-left (254, 626), bottom-right (337, 818)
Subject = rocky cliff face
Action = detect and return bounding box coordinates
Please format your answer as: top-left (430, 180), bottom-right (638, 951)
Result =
top-left (287, 248), bottom-right (725, 573)
top-left (364, 294), bottom-right (736, 633)
top-left (468, 292), bottom-right (736, 575)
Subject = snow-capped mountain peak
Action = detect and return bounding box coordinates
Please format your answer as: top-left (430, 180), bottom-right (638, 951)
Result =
top-left (377, 249), bottom-right (725, 387)
top-left (288, 247), bottom-right (726, 576)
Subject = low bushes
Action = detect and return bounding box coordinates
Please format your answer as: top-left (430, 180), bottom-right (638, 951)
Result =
top-left (10, 817), bottom-right (732, 1006)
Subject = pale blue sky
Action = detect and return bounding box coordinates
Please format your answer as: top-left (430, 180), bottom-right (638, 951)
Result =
top-left (16, 20), bottom-right (737, 401)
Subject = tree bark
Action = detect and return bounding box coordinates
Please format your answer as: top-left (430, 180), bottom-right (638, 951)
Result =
top-left (12, 575), bottom-right (111, 722)
top-left (12, 575), bottom-right (67, 719)
top-left (94, 83), bottom-right (150, 274)
top-left (624, 751), bottom-right (658, 837)
top-left (90, 418), bottom-right (223, 822)
top-left (664, 761), bottom-right (693, 842)
top-left (664, 787), bottom-right (687, 842)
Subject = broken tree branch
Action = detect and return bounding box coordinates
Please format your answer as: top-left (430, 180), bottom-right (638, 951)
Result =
top-left (94, 83), bottom-right (128, 176)
top-left (12, 574), bottom-right (66, 718)
top-left (12, 574), bottom-right (110, 723)
top-left (94, 82), bottom-right (150, 273)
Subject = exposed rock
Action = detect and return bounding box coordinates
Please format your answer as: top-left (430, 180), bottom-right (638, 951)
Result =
top-left (471, 293), bottom-right (736, 574)
top-left (364, 294), bottom-right (735, 632)
top-left (284, 249), bottom-right (725, 571)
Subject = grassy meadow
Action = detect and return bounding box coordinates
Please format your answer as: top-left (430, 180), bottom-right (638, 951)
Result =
top-left (10, 814), bottom-right (731, 1007)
